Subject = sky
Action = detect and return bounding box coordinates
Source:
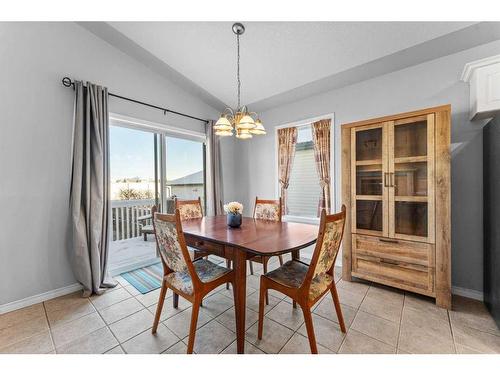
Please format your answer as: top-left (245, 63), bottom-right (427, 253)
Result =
top-left (109, 125), bottom-right (204, 181)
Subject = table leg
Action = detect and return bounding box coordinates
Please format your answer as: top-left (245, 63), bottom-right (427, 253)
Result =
top-left (232, 247), bottom-right (247, 354)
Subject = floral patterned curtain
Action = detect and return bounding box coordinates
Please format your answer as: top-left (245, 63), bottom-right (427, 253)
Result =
top-left (311, 119), bottom-right (331, 214)
top-left (278, 127), bottom-right (298, 215)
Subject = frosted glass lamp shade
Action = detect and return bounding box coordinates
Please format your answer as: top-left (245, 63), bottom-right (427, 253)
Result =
top-left (215, 129), bottom-right (233, 136)
top-left (237, 115), bottom-right (256, 130)
top-left (214, 116), bottom-right (232, 131)
top-left (249, 119), bottom-right (266, 135)
top-left (236, 129), bottom-right (252, 139)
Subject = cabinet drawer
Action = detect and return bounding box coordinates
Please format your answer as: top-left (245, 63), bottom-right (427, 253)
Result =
top-left (352, 234), bottom-right (433, 267)
top-left (185, 236), bottom-right (224, 257)
top-left (352, 254), bottom-right (434, 296)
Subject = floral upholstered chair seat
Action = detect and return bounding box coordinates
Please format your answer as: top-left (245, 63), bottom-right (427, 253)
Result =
top-left (178, 203), bottom-right (203, 220)
top-left (254, 203), bottom-right (280, 221)
top-left (164, 259), bottom-right (231, 295)
top-left (264, 260), bottom-right (333, 300)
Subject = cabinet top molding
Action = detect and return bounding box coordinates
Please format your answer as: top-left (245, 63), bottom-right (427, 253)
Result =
top-left (341, 105), bottom-right (451, 129)
top-left (461, 54), bottom-right (500, 82)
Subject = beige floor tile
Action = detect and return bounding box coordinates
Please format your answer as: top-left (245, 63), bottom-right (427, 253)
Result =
top-left (0, 331), bottom-right (53, 354)
top-left (279, 333), bottom-right (334, 354)
top-left (90, 287), bottom-right (132, 310)
top-left (452, 324), bottom-right (500, 354)
top-left (100, 298), bottom-right (144, 325)
top-left (336, 287), bottom-right (366, 309)
top-left (123, 284), bottom-right (141, 297)
top-left (339, 329), bottom-right (395, 354)
top-left (46, 299), bottom-right (96, 327)
top-left (56, 327), bottom-right (118, 354)
top-left (105, 345), bottom-right (125, 354)
top-left (221, 340), bottom-right (265, 354)
top-left (314, 298), bottom-right (357, 328)
top-left (135, 288), bottom-right (170, 307)
top-left (266, 300), bottom-right (304, 330)
top-left (162, 341), bottom-right (188, 354)
top-left (50, 312), bottom-right (105, 349)
top-left (0, 315), bottom-right (49, 349)
top-left (164, 306), bottom-right (213, 339)
top-left (0, 303), bottom-right (45, 330)
top-left (397, 348), bottom-right (410, 354)
top-left (216, 307), bottom-right (259, 333)
top-left (296, 314), bottom-right (345, 352)
top-left (351, 310), bottom-right (399, 346)
top-left (109, 309), bottom-right (154, 343)
top-left (122, 324), bottom-right (179, 354)
top-left (398, 314), bottom-right (455, 354)
top-left (147, 297), bottom-right (191, 322)
top-left (404, 293), bottom-right (448, 322)
top-left (246, 318), bottom-right (294, 354)
top-left (456, 344), bottom-right (484, 354)
top-left (113, 275), bottom-right (130, 286)
top-left (190, 320), bottom-right (236, 354)
top-left (359, 293), bottom-right (403, 323)
top-left (219, 285), bottom-right (256, 299)
top-left (450, 296), bottom-right (500, 336)
top-left (44, 291), bottom-right (87, 313)
top-left (246, 290), bottom-right (282, 313)
top-left (246, 275), bottom-right (262, 290)
top-left (201, 292), bottom-right (234, 318)
top-left (337, 279), bottom-right (370, 295)
top-left (367, 284), bottom-right (404, 303)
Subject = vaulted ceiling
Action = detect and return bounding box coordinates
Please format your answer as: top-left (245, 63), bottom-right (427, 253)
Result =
top-left (81, 22), bottom-right (500, 112)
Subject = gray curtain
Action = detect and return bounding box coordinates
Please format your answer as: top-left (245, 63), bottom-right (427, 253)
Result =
top-left (70, 81), bottom-right (116, 296)
top-left (206, 121), bottom-right (224, 215)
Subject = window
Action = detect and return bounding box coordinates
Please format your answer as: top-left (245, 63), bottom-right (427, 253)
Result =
top-left (286, 126), bottom-right (322, 218)
top-left (276, 115), bottom-right (334, 223)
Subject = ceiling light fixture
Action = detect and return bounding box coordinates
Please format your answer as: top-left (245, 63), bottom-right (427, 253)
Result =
top-left (214, 23), bottom-right (266, 139)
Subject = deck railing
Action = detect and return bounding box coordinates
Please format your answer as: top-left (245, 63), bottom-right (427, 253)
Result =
top-left (111, 199), bottom-right (155, 241)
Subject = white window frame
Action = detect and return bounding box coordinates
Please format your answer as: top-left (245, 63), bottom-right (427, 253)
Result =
top-left (274, 113), bottom-right (335, 225)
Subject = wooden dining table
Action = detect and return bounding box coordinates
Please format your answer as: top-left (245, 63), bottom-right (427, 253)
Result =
top-left (182, 215), bottom-right (319, 354)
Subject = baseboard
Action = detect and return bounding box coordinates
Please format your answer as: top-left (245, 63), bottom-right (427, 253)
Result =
top-left (452, 286), bottom-right (484, 301)
top-left (0, 283), bottom-right (83, 315)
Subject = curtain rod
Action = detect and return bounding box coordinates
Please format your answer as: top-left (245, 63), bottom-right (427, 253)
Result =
top-left (61, 77), bottom-right (209, 124)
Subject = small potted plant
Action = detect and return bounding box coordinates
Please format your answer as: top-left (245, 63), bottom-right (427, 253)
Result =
top-left (223, 201), bottom-right (243, 228)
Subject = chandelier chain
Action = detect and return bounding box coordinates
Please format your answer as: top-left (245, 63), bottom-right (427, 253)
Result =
top-left (237, 33), bottom-right (241, 109)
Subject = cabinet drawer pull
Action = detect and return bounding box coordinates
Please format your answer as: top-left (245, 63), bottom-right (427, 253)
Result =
top-left (379, 238), bottom-right (399, 244)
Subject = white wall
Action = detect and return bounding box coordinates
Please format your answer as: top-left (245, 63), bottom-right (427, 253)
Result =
top-left (236, 39), bottom-right (500, 295)
top-left (0, 22), bottom-right (234, 306)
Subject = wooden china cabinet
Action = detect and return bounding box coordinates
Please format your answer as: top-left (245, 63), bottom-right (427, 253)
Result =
top-left (341, 105), bottom-right (451, 308)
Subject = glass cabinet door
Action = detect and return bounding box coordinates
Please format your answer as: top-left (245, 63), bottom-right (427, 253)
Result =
top-left (388, 115), bottom-right (435, 243)
top-left (351, 124), bottom-right (388, 236)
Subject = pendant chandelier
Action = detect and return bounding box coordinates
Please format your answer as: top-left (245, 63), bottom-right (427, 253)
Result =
top-left (214, 23), bottom-right (266, 139)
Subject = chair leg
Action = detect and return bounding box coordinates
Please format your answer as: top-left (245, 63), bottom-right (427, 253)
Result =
top-left (262, 258), bottom-right (269, 305)
top-left (226, 259), bottom-right (231, 289)
top-left (301, 305), bottom-right (318, 354)
top-left (152, 280), bottom-right (168, 334)
top-left (173, 292), bottom-right (179, 308)
top-left (278, 255), bottom-right (284, 266)
top-left (331, 283), bottom-right (346, 333)
top-left (257, 278), bottom-right (267, 340)
top-left (249, 260), bottom-right (254, 275)
top-left (186, 296), bottom-right (202, 354)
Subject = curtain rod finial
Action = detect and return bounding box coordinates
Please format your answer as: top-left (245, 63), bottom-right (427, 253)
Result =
top-left (62, 77), bottom-right (73, 87)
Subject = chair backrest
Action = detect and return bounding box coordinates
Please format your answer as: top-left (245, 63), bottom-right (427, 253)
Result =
top-left (176, 197), bottom-right (203, 220)
top-left (253, 197), bottom-right (282, 222)
top-left (305, 205), bottom-right (346, 284)
top-left (152, 210), bottom-right (197, 281)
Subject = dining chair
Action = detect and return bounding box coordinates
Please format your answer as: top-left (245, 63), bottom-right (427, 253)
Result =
top-left (176, 197), bottom-right (210, 260)
top-left (257, 205), bottom-right (347, 354)
top-left (151, 209), bottom-right (235, 354)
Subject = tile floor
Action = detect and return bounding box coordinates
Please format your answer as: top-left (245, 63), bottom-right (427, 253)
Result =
top-left (1, 255), bottom-right (500, 354)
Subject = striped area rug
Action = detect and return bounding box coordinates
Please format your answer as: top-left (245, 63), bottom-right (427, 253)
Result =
top-left (120, 262), bottom-right (163, 294)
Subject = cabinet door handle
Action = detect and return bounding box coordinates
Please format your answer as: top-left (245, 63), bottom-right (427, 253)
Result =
top-left (384, 173), bottom-right (389, 187)
top-left (390, 172), bottom-right (395, 187)
top-left (379, 238), bottom-right (399, 244)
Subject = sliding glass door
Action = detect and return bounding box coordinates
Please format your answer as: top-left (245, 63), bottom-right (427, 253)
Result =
top-left (108, 119), bottom-right (206, 274)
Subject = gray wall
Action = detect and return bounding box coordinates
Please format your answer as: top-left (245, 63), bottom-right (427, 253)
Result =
top-left (0, 22), bottom-right (233, 305)
top-left (235, 39), bottom-right (500, 295)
